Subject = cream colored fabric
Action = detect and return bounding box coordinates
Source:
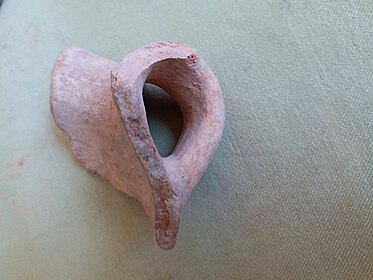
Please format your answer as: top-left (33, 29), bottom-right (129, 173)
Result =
top-left (0, 1), bottom-right (372, 279)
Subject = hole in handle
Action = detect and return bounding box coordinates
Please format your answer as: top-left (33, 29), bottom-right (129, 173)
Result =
top-left (142, 83), bottom-right (183, 157)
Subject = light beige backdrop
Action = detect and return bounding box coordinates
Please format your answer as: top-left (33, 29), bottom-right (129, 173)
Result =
top-left (0, 1), bottom-right (372, 279)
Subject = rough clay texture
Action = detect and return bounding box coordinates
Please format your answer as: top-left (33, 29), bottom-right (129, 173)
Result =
top-left (51, 42), bottom-right (225, 249)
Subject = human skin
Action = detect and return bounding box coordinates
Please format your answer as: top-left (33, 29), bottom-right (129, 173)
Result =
top-left (51, 42), bottom-right (225, 249)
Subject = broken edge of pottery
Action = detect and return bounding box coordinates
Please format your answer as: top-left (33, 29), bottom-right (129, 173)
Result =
top-left (50, 41), bottom-right (225, 249)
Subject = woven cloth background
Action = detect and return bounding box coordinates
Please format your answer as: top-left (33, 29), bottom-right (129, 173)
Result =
top-left (0, 0), bottom-right (372, 279)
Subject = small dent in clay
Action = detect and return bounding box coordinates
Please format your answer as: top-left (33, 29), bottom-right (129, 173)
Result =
top-left (186, 53), bottom-right (198, 65)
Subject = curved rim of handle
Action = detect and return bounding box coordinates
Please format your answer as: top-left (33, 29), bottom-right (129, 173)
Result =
top-left (111, 42), bottom-right (224, 249)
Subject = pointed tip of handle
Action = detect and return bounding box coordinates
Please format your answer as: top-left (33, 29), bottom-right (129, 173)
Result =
top-left (156, 229), bottom-right (177, 250)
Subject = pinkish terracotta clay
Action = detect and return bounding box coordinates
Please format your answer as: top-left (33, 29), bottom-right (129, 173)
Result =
top-left (51, 42), bottom-right (225, 249)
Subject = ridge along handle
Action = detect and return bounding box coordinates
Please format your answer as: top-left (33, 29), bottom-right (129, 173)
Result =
top-left (110, 42), bottom-right (224, 249)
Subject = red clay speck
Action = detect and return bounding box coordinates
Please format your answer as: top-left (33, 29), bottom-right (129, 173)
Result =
top-left (17, 157), bottom-right (25, 167)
